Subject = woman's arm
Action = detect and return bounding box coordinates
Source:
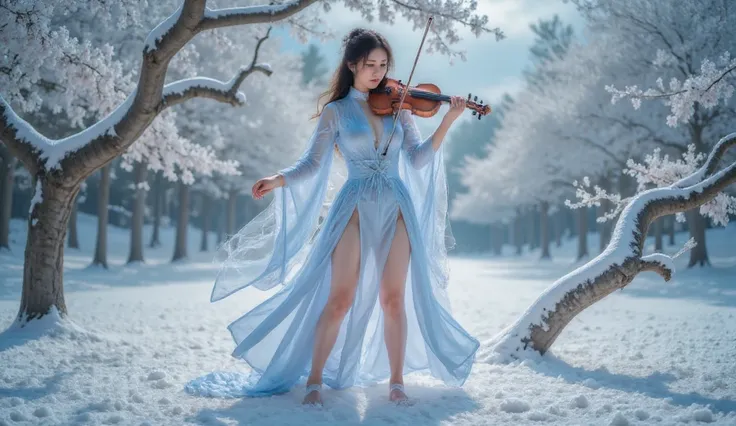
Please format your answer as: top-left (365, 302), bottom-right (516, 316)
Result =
top-left (401, 96), bottom-right (466, 169)
top-left (278, 103), bottom-right (339, 186)
top-left (253, 104), bottom-right (338, 199)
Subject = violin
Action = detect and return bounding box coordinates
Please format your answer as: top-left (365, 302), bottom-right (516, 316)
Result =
top-left (372, 16), bottom-right (491, 157)
top-left (368, 77), bottom-right (492, 120)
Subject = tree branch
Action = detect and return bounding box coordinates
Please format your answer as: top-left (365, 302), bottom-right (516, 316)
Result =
top-left (672, 132), bottom-right (736, 188)
top-left (0, 97), bottom-right (46, 176)
top-left (0, 1), bottom-right (293, 184)
top-left (639, 254), bottom-right (673, 281)
top-left (197, 0), bottom-right (318, 31)
top-left (389, 0), bottom-right (503, 39)
top-left (161, 28), bottom-right (274, 109)
top-left (583, 112), bottom-right (685, 152)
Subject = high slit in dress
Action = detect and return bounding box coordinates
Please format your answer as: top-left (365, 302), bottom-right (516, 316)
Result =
top-left (185, 86), bottom-right (479, 398)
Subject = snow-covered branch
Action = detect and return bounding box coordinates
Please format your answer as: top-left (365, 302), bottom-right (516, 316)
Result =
top-left (570, 137), bottom-right (736, 226)
top-left (162, 28), bottom-right (274, 109)
top-left (389, 0), bottom-right (503, 40)
top-left (198, 1), bottom-right (317, 32)
top-left (481, 133), bottom-right (736, 360)
top-left (606, 52), bottom-right (736, 127)
top-left (0, 2), bottom-right (297, 178)
top-left (565, 177), bottom-right (629, 223)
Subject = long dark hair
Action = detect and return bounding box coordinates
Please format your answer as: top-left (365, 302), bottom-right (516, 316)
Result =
top-left (313, 28), bottom-right (394, 154)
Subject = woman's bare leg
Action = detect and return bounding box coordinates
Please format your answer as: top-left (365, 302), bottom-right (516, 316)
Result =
top-left (303, 209), bottom-right (362, 405)
top-left (380, 211), bottom-right (411, 402)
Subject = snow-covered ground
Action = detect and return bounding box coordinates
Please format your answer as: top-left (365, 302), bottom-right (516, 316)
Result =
top-left (1, 212), bottom-right (735, 425)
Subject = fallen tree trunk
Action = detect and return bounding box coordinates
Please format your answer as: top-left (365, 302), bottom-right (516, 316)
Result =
top-left (481, 132), bottom-right (736, 360)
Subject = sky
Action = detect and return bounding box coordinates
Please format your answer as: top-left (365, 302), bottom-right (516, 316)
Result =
top-left (271, 0), bottom-right (585, 134)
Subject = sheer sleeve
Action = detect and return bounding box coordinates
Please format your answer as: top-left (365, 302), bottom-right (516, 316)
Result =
top-left (278, 103), bottom-right (338, 186)
top-left (400, 109), bottom-right (435, 169)
top-left (398, 110), bottom-right (455, 291)
top-left (211, 103), bottom-right (338, 301)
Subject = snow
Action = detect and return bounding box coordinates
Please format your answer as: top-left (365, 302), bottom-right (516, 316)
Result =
top-left (163, 77), bottom-right (246, 105)
top-left (203, 3), bottom-right (294, 20)
top-left (640, 253), bottom-right (675, 277)
top-left (1, 213), bottom-right (735, 424)
top-left (674, 132), bottom-right (736, 189)
top-left (143, 4), bottom-right (183, 53)
top-left (28, 180), bottom-right (42, 216)
top-left (2, 92), bottom-right (136, 171)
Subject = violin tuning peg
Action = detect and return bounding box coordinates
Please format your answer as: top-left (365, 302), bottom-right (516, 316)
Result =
top-left (472, 110), bottom-right (477, 116)
top-left (467, 93), bottom-right (471, 100)
top-left (474, 95), bottom-right (478, 102)
top-left (478, 113), bottom-right (482, 120)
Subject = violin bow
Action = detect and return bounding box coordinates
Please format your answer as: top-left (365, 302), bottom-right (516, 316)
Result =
top-left (381, 15), bottom-right (434, 157)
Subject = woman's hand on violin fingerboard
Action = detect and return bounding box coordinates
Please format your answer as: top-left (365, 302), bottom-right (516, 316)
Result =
top-left (444, 96), bottom-right (467, 123)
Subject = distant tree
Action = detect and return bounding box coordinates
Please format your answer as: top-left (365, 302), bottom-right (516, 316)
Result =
top-left (301, 44), bottom-right (330, 87)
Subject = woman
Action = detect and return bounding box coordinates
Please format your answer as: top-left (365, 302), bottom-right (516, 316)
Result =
top-left (202, 28), bottom-right (479, 406)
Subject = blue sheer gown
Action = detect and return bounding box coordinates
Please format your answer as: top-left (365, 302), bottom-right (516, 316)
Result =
top-left (186, 86), bottom-right (479, 398)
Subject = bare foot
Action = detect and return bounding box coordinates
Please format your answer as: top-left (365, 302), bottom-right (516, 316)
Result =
top-left (302, 384), bottom-right (323, 406)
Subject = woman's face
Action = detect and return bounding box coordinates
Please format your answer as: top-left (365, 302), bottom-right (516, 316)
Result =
top-left (350, 47), bottom-right (388, 90)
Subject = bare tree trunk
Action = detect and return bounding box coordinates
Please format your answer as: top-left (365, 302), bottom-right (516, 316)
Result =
top-left (0, 156), bottom-right (14, 250)
top-left (172, 181), bottom-right (190, 262)
top-left (539, 201), bottom-right (550, 259)
top-left (668, 215), bottom-right (676, 246)
top-left (217, 199), bottom-right (224, 245)
top-left (226, 190), bottom-right (237, 237)
top-left (513, 209), bottom-right (523, 255)
top-left (686, 122), bottom-right (710, 267)
top-left (577, 207), bottom-right (588, 260)
top-left (524, 209), bottom-right (534, 249)
top-left (91, 165), bottom-right (111, 268)
top-left (686, 209), bottom-right (709, 267)
top-left (567, 208), bottom-right (576, 237)
top-left (554, 209), bottom-right (562, 247)
top-left (68, 198), bottom-right (79, 249)
top-left (18, 180), bottom-right (76, 320)
top-left (490, 224), bottom-right (503, 255)
top-left (654, 217), bottom-right (663, 252)
top-left (149, 172), bottom-right (162, 248)
top-left (127, 162), bottom-right (147, 263)
top-left (527, 207), bottom-right (537, 250)
top-left (200, 193), bottom-right (210, 252)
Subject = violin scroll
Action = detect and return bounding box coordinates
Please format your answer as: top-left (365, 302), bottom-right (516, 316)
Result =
top-left (467, 93), bottom-right (492, 120)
